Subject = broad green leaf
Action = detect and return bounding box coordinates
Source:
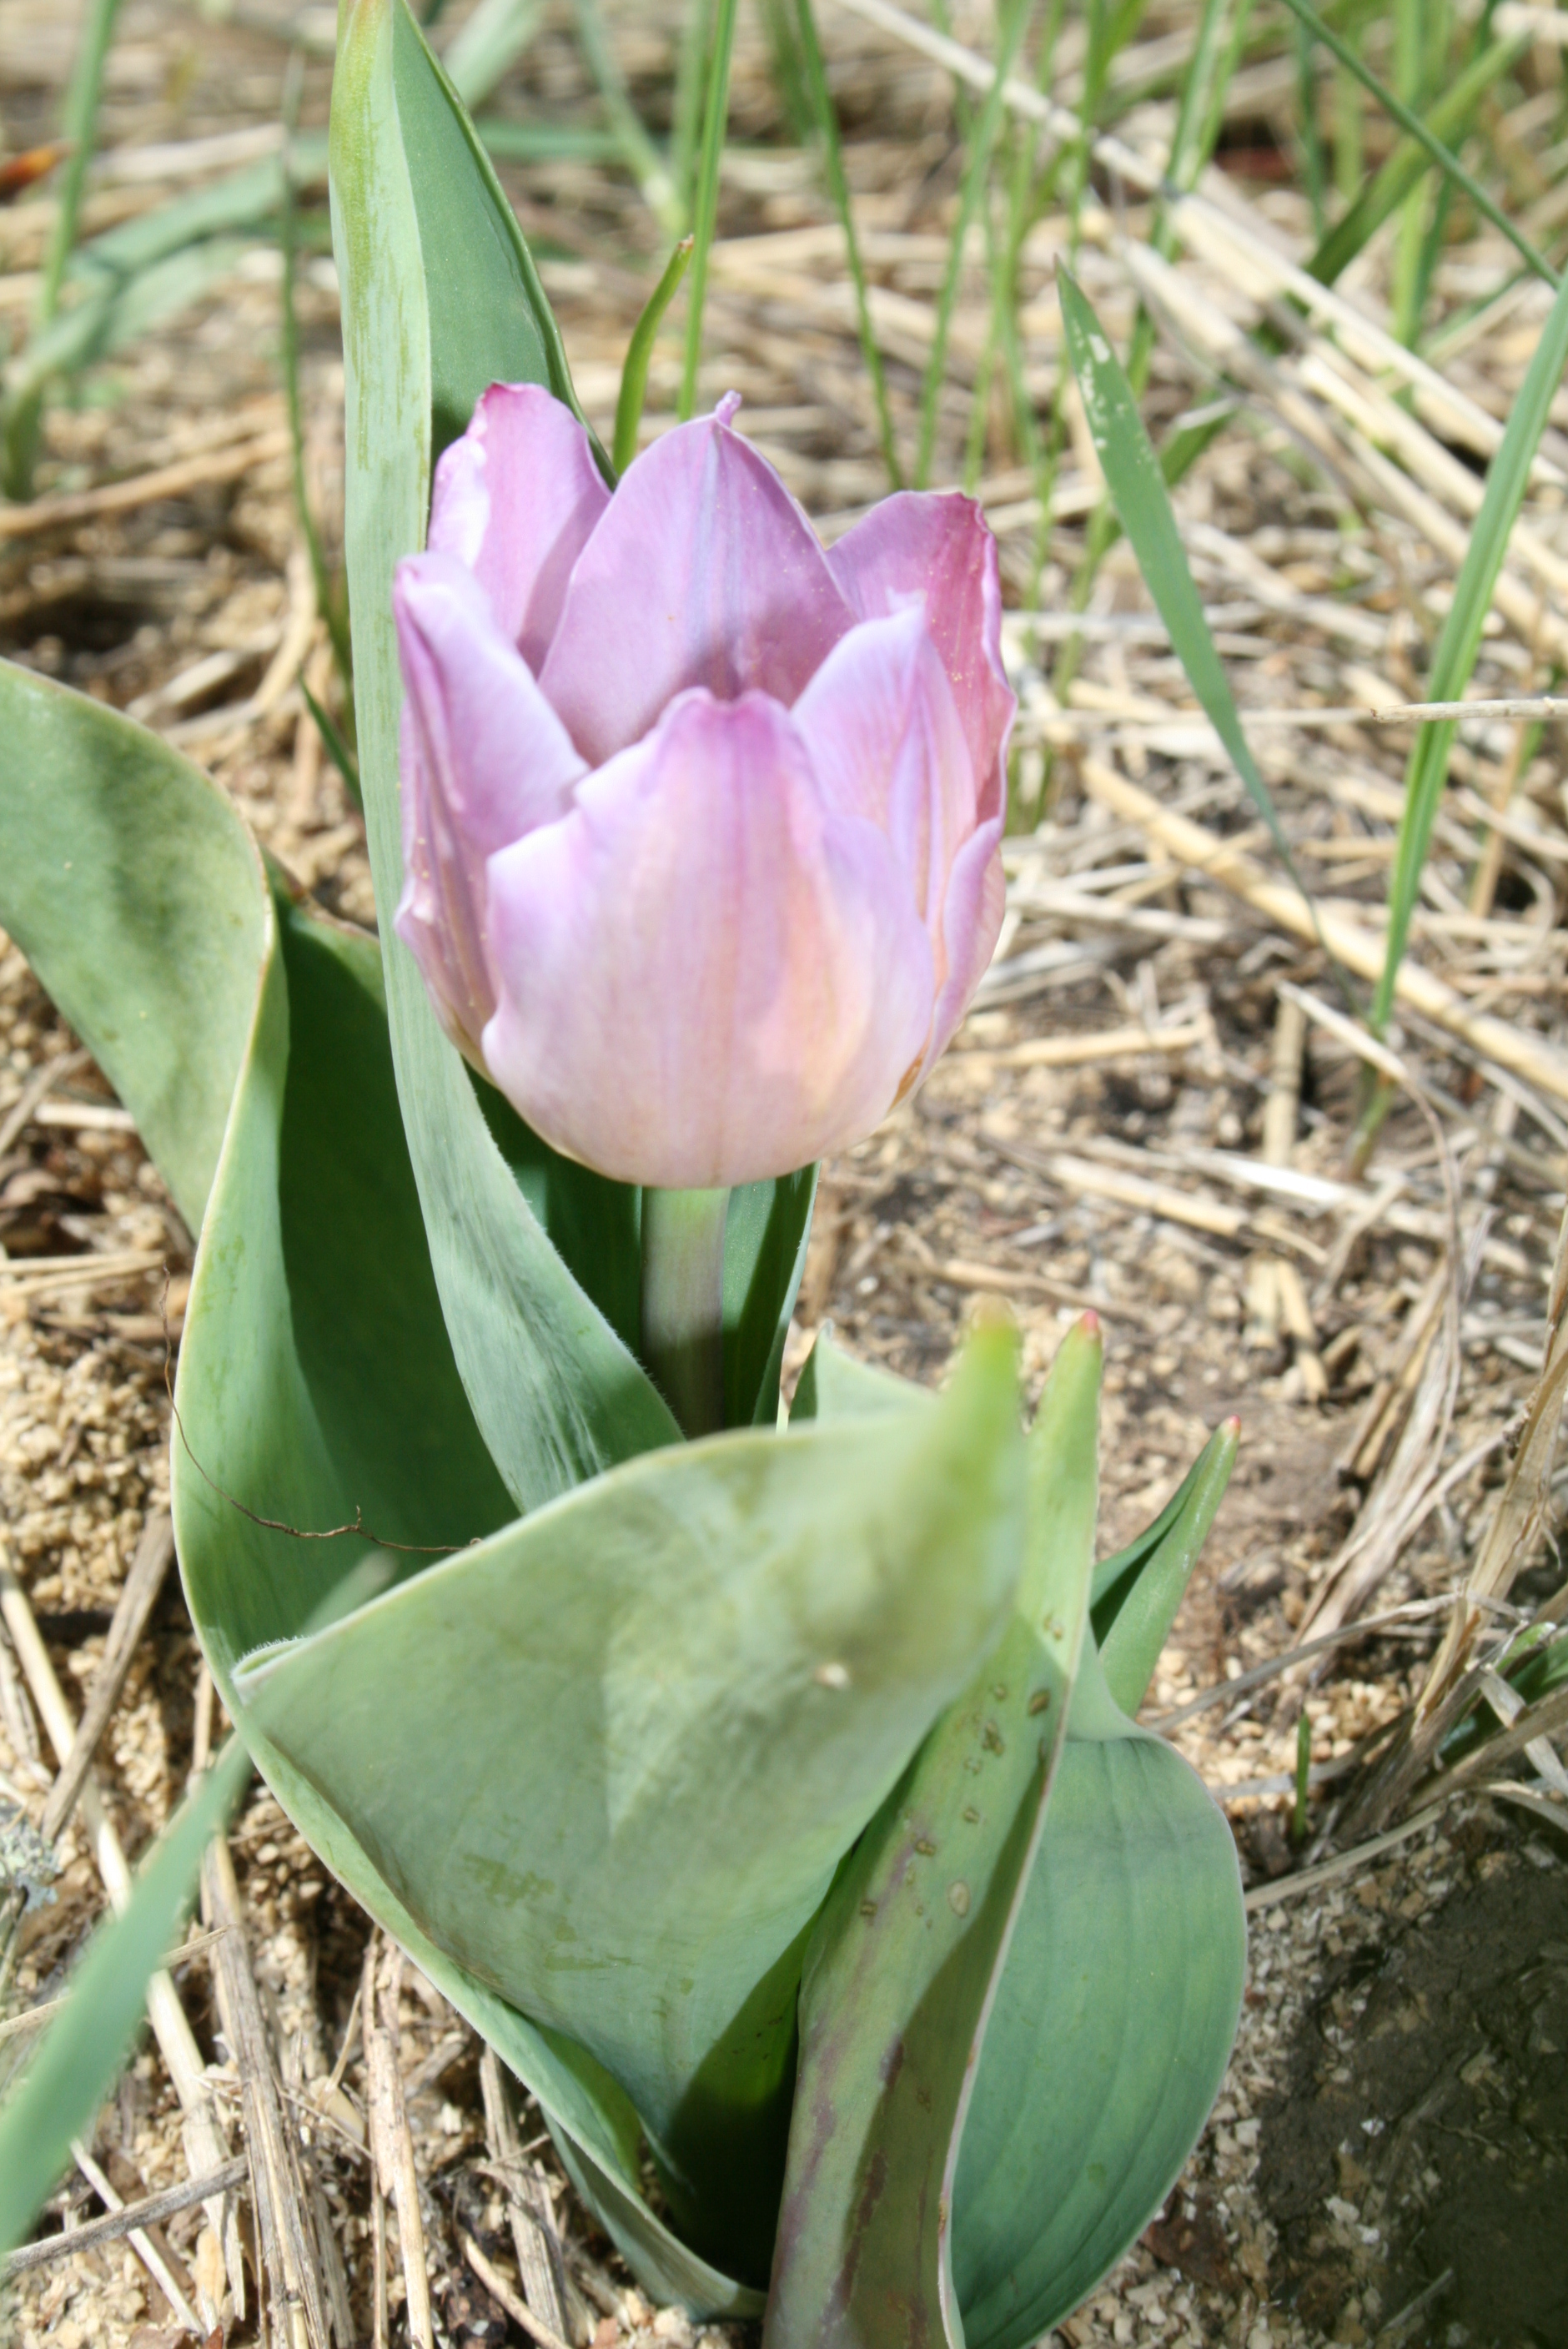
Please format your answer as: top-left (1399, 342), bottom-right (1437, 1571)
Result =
top-left (388, 0), bottom-right (587, 464)
top-left (0, 1738), bottom-right (250, 2259)
top-left (790, 1325), bottom-right (924, 1423)
top-left (1375, 261), bottom-right (1568, 1033)
top-left (1058, 269), bottom-right (1316, 934)
top-left (469, 1075), bottom-right (645, 1356)
top-left (333, 0), bottom-right (680, 1506)
top-left (173, 882), bottom-right (515, 1656)
top-left (0, 663), bottom-right (267, 1235)
top-left (765, 1320), bottom-right (1101, 2349)
top-left (167, 873), bottom-right (756, 2300)
top-left (1094, 1416), bottom-right (1238, 1713)
top-left (233, 1323), bottom-right (1027, 2286)
top-left (952, 1642), bottom-right (1246, 2349)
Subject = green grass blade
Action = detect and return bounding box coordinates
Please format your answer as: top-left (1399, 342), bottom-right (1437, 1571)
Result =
top-left (914, 0), bottom-right (1033, 489)
top-left (1051, 0), bottom-right (1248, 710)
top-left (0, 1739), bottom-right (249, 2259)
top-left (671, 0), bottom-right (716, 224)
top-left (758, 0), bottom-right (813, 143)
top-left (1307, 30), bottom-right (1530, 294)
top-left (569, 0), bottom-right (681, 233)
top-left (442, 0), bottom-right (541, 108)
top-left (613, 237), bottom-right (693, 474)
top-left (281, 63), bottom-right (354, 702)
top-left (473, 120), bottom-right (623, 162)
top-left (1293, 11), bottom-right (1326, 243)
top-left (1373, 262), bottom-right (1568, 1034)
top-left (796, 0), bottom-right (902, 486)
top-left (678, 0), bottom-right (739, 419)
top-left (1058, 268), bottom-right (1320, 931)
top-left (300, 679), bottom-right (360, 807)
top-left (2, 0), bottom-right (123, 499)
top-left (1276, 0), bottom-right (1555, 289)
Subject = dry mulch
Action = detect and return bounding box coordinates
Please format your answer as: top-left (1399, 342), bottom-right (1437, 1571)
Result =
top-left (3, 3), bottom-right (1566, 2345)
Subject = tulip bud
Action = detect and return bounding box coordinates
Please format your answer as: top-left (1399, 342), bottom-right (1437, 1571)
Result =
top-left (394, 384), bottom-right (1014, 1191)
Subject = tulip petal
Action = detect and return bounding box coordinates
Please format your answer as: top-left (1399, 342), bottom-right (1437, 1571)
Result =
top-left (921, 816), bottom-right (1006, 1080)
top-left (482, 690), bottom-right (934, 1189)
top-left (395, 551), bottom-right (588, 1058)
top-left (537, 410), bottom-right (855, 766)
top-left (428, 383), bottom-right (611, 672)
top-left (827, 491), bottom-right (1015, 821)
top-left (792, 607), bottom-right (977, 940)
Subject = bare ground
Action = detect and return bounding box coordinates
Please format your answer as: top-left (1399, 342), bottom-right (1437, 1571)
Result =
top-left (2, 3), bottom-right (1566, 2345)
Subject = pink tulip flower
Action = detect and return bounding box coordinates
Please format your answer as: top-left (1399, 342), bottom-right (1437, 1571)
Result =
top-left (394, 385), bottom-right (1014, 1190)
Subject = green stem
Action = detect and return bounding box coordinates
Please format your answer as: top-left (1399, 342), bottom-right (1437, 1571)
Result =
top-left (641, 1187), bottom-right (731, 1438)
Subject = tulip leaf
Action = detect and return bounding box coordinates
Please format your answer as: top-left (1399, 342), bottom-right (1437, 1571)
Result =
top-left (790, 1325), bottom-right (927, 1422)
top-left (0, 1738), bottom-right (251, 2261)
top-left (952, 1677), bottom-right (1246, 2349)
top-left (764, 1320), bottom-right (1101, 2349)
top-left (725, 1164), bottom-right (818, 1428)
top-left (339, 3), bottom-right (817, 1447)
top-left (1093, 1416), bottom-right (1239, 1714)
top-left (387, 0), bottom-right (591, 465)
top-left (470, 1074), bottom-right (646, 1357)
top-left (234, 1323), bottom-right (1026, 2286)
top-left (333, 0), bottom-right (681, 1509)
top-left (0, 661), bottom-right (267, 1237)
top-left (163, 867), bottom-right (755, 2302)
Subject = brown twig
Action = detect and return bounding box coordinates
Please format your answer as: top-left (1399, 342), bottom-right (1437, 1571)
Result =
top-left (0, 1047), bottom-right (88, 1161)
top-left (0, 428), bottom-right (291, 541)
top-left (363, 1939), bottom-right (435, 2349)
top-left (460, 2230), bottom-right (577, 2349)
top-left (3, 2158), bottom-right (249, 2276)
top-left (203, 1832), bottom-right (338, 2346)
top-left (479, 2045), bottom-right (576, 2346)
top-left (1079, 757), bottom-right (1568, 1105)
top-left (40, 1512), bottom-right (173, 1843)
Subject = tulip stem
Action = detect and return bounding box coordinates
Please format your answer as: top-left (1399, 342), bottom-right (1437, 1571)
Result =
top-left (641, 1187), bottom-right (731, 1439)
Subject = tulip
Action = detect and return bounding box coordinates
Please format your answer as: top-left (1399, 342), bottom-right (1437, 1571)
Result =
top-left (394, 384), bottom-right (1014, 1192)
top-left (394, 384), bottom-right (1014, 1431)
